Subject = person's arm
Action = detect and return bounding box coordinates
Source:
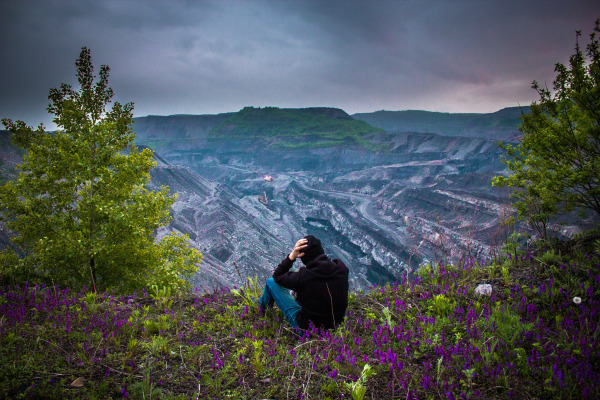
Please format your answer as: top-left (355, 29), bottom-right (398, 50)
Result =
top-left (273, 238), bottom-right (307, 290)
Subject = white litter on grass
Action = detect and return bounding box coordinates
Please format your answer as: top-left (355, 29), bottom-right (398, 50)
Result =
top-left (573, 297), bottom-right (582, 304)
top-left (474, 284), bottom-right (492, 296)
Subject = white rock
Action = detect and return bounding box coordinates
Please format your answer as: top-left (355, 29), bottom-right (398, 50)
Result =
top-left (474, 284), bottom-right (492, 296)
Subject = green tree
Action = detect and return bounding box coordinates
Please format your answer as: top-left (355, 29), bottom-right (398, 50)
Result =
top-left (493, 19), bottom-right (600, 238)
top-left (0, 47), bottom-right (201, 292)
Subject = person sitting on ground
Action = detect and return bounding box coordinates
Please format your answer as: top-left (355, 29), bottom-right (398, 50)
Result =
top-left (259, 235), bottom-right (349, 332)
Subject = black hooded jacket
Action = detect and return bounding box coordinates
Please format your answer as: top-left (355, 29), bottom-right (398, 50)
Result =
top-left (273, 254), bottom-right (349, 330)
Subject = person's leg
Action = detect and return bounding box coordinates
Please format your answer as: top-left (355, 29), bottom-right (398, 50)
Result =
top-left (260, 278), bottom-right (301, 328)
top-left (259, 278), bottom-right (276, 310)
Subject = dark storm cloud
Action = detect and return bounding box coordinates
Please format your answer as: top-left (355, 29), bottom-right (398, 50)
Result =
top-left (283, 0), bottom-right (599, 111)
top-left (1, 0), bottom-right (599, 128)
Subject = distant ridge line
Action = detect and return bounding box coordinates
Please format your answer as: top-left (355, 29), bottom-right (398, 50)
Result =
top-left (134, 105), bottom-right (529, 120)
top-left (132, 105), bottom-right (530, 141)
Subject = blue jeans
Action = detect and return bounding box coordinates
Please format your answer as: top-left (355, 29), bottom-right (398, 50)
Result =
top-left (260, 278), bottom-right (302, 329)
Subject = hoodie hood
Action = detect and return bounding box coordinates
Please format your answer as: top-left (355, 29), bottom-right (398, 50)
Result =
top-left (301, 235), bottom-right (325, 265)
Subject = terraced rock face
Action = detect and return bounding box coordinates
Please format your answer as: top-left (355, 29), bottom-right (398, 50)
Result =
top-left (132, 109), bottom-right (528, 291)
top-left (0, 107), bottom-right (591, 291)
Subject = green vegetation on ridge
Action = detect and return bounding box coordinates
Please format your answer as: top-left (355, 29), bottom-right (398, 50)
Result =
top-left (210, 106), bottom-right (385, 149)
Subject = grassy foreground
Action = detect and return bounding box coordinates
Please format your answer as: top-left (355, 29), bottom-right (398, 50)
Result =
top-left (1, 247), bottom-right (599, 399)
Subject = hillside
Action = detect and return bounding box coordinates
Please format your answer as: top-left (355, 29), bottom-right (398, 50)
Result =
top-left (1, 246), bottom-right (598, 399)
top-left (131, 106), bottom-right (528, 154)
top-left (210, 106), bottom-right (384, 149)
top-left (352, 106), bottom-right (531, 140)
top-left (132, 107), bottom-right (384, 154)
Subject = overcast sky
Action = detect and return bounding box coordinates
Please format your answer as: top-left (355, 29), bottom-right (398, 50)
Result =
top-left (1, 0), bottom-right (599, 128)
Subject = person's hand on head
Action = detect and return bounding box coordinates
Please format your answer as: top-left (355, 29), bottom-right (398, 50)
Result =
top-left (289, 238), bottom-right (308, 261)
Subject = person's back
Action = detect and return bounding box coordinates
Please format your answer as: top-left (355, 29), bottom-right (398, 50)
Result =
top-left (260, 235), bottom-right (349, 331)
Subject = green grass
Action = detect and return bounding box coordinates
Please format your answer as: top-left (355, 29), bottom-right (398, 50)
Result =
top-left (1, 242), bottom-right (599, 399)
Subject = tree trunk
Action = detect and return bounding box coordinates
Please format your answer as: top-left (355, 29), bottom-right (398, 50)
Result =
top-left (90, 255), bottom-right (97, 292)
